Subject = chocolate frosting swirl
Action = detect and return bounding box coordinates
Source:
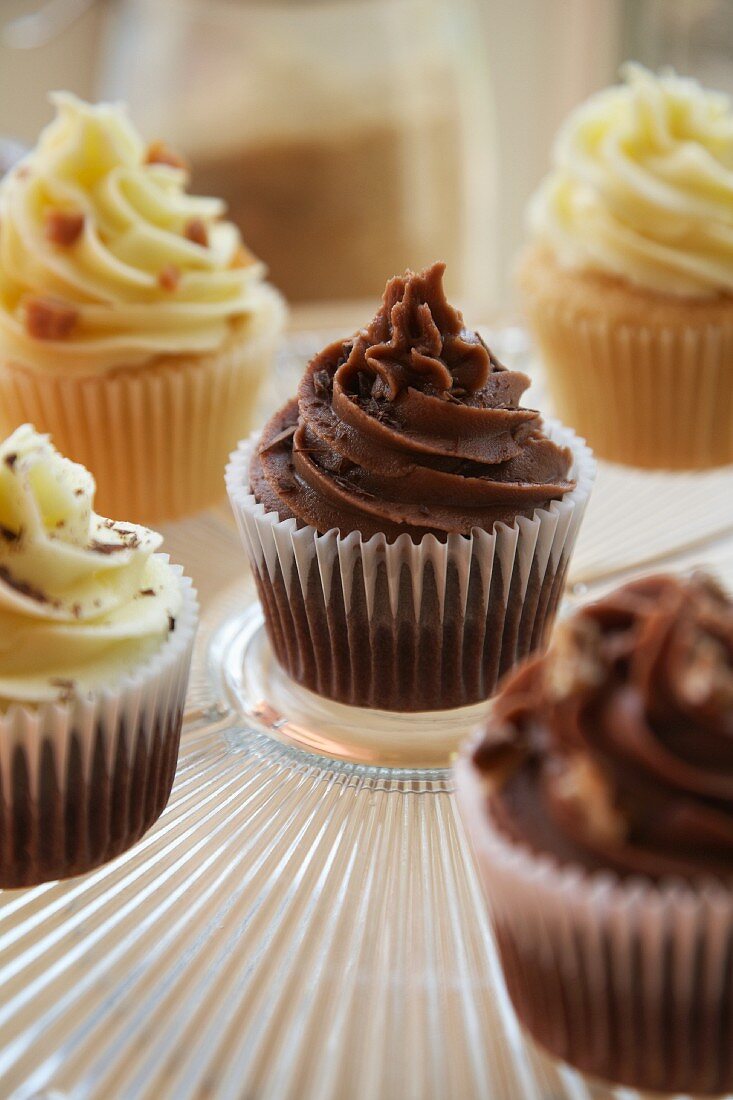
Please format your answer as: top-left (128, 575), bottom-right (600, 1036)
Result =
top-left (474, 573), bottom-right (733, 881)
top-left (251, 263), bottom-right (575, 540)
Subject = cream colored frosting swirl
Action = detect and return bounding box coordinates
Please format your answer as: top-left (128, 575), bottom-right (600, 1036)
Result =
top-left (529, 64), bottom-right (733, 297)
top-left (0, 93), bottom-right (281, 375)
top-left (0, 425), bottom-right (182, 704)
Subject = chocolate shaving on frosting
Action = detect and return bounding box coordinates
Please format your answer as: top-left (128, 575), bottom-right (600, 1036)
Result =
top-left (89, 539), bottom-right (129, 555)
top-left (0, 565), bottom-right (54, 605)
top-left (89, 525), bottom-right (141, 555)
top-left (49, 677), bottom-right (75, 702)
top-left (258, 425), bottom-right (297, 455)
top-left (250, 263), bottom-right (575, 541)
top-left (474, 572), bottom-right (733, 881)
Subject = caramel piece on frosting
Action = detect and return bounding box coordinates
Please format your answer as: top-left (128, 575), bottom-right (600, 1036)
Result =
top-left (184, 218), bottom-right (208, 247)
top-left (43, 209), bottom-right (84, 247)
top-left (158, 264), bottom-right (181, 292)
top-left (24, 296), bottom-right (78, 340)
top-left (145, 140), bottom-right (189, 172)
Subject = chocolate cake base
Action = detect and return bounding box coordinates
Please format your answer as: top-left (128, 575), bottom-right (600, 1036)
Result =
top-left (0, 710), bottom-right (183, 889)
top-left (252, 540), bottom-right (569, 712)
top-left (494, 912), bottom-right (733, 1095)
top-left (456, 753), bottom-right (733, 1097)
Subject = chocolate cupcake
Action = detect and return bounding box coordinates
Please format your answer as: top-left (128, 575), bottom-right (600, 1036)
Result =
top-left (0, 425), bottom-right (198, 887)
top-left (227, 263), bottom-right (594, 712)
top-left (456, 572), bottom-right (733, 1094)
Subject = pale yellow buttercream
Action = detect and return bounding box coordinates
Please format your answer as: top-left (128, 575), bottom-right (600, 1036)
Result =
top-left (0, 93), bottom-right (277, 375)
top-left (529, 64), bottom-right (733, 297)
top-left (0, 425), bottom-right (182, 703)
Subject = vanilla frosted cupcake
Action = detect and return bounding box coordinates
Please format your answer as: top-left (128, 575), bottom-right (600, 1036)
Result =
top-left (0, 425), bottom-right (197, 887)
top-left (0, 93), bottom-right (285, 522)
top-left (519, 64), bottom-right (733, 470)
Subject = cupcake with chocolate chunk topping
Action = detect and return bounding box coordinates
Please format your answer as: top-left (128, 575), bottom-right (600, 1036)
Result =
top-left (227, 263), bottom-right (594, 713)
top-left (0, 424), bottom-right (197, 888)
top-left (0, 93), bottom-right (285, 523)
top-left (456, 572), bottom-right (733, 1094)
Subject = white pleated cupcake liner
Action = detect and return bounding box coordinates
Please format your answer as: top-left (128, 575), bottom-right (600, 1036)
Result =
top-left (0, 296), bottom-right (285, 526)
top-left (524, 297), bottom-right (733, 470)
top-left (226, 420), bottom-right (595, 711)
top-left (0, 561), bottom-right (198, 889)
top-left (455, 748), bottom-right (733, 1096)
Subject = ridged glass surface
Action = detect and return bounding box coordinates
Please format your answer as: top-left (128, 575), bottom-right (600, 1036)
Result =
top-left (0, 330), bottom-right (732, 1100)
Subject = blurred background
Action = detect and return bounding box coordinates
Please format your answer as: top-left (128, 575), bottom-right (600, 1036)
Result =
top-left (0, 0), bottom-right (731, 320)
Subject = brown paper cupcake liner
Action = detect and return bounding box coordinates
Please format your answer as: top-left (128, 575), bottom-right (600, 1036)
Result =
top-left (226, 422), bottom-right (595, 712)
top-left (0, 305), bottom-right (284, 526)
top-left (522, 294), bottom-right (733, 470)
top-left (0, 564), bottom-right (198, 888)
top-left (455, 750), bottom-right (733, 1096)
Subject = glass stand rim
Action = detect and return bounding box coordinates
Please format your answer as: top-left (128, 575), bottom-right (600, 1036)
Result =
top-left (209, 600), bottom-right (495, 774)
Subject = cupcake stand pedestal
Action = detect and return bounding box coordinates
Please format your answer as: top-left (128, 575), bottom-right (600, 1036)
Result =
top-left (1, 331), bottom-right (732, 1100)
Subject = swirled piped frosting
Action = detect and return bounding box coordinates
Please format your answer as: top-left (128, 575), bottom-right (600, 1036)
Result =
top-left (474, 573), bottom-right (733, 881)
top-left (250, 263), bottom-right (575, 541)
top-left (0, 425), bottom-right (182, 704)
top-left (529, 64), bottom-right (733, 297)
top-left (0, 93), bottom-right (280, 376)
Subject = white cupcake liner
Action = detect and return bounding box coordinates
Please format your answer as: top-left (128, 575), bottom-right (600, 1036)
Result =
top-left (455, 747), bottom-right (733, 1095)
top-left (524, 297), bottom-right (733, 470)
top-left (0, 561), bottom-right (198, 888)
top-left (0, 293), bottom-right (286, 526)
top-left (226, 421), bottom-right (595, 711)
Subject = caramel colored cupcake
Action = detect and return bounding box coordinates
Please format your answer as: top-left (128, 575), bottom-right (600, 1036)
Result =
top-left (227, 263), bottom-right (594, 713)
top-left (0, 94), bottom-right (285, 523)
top-left (0, 425), bottom-right (197, 887)
top-left (519, 64), bottom-right (733, 470)
top-left (456, 572), bottom-right (733, 1094)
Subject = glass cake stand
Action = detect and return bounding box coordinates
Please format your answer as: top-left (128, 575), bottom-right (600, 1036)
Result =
top-left (1, 330), bottom-right (732, 1100)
